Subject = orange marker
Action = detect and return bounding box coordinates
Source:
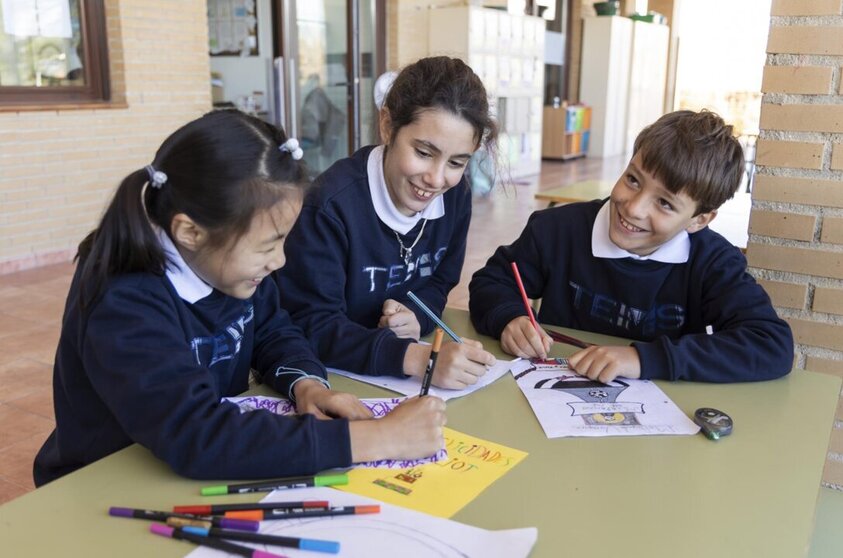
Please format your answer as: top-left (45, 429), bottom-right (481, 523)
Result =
top-left (420, 328), bottom-right (445, 396)
top-left (225, 505), bottom-right (379, 521)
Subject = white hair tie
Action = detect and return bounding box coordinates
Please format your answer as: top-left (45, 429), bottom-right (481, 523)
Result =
top-left (374, 71), bottom-right (397, 110)
top-left (145, 165), bottom-right (167, 189)
top-left (279, 138), bottom-right (303, 160)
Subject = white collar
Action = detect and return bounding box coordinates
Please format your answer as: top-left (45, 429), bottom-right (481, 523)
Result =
top-left (156, 228), bottom-right (214, 303)
top-left (367, 145), bottom-right (445, 235)
top-left (591, 200), bottom-right (690, 263)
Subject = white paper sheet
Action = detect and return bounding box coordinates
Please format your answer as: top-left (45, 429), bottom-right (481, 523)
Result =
top-left (328, 358), bottom-right (518, 401)
top-left (185, 487), bottom-right (538, 558)
top-left (511, 358), bottom-right (700, 438)
top-left (223, 395), bottom-right (447, 469)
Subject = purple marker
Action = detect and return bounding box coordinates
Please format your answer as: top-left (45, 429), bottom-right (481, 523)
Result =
top-left (150, 524), bottom-right (288, 558)
top-left (108, 506), bottom-right (258, 532)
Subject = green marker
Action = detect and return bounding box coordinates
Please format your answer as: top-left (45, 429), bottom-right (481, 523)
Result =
top-left (201, 473), bottom-right (348, 496)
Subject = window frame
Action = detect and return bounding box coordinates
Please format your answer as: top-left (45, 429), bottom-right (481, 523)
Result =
top-left (0, 0), bottom-right (110, 107)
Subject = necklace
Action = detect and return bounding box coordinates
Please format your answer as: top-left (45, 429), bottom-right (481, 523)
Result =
top-left (393, 219), bottom-right (428, 266)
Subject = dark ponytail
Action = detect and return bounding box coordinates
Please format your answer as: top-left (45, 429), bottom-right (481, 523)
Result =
top-left (76, 109), bottom-right (308, 309)
top-left (76, 169), bottom-right (167, 309)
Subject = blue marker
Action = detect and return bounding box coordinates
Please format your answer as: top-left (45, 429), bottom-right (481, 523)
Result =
top-left (181, 525), bottom-right (340, 554)
top-left (406, 291), bottom-right (462, 343)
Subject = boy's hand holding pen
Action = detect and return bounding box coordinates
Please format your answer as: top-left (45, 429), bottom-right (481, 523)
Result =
top-left (507, 259), bottom-right (636, 384)
top-left (503, 262), bottom-right (554, 359)
top-left (501, 316), bottom-right (554, 359)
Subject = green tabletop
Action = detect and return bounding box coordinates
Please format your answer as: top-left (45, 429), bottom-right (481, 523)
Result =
top-left (1, 308), bottom-right (839, 557)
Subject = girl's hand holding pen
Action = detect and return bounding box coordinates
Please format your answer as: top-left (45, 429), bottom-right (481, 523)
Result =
top-left (501, 316), bottom-right (553, 359)
top-left (403, 338), bottom-right (496, 389)
top-left (349, 396), bottom-right (446, 462)
top-left (567, 345), bottom-right (641, 384)
top-left (431, 339), bottom-right (496, 389)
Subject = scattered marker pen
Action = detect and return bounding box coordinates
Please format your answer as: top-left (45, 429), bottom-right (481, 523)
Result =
top-left (201, 473), bottom-right (348, 496)
top-left (174, 500), bottom-right (329, 515)
top-left (225, 504), bottom-right (380, 522)
top-left (181, 526), bottom-right (340, 554)
top-left (108, 506), bottom-right (258, 531)
top-left (150, 524), bottom-right (286, 558)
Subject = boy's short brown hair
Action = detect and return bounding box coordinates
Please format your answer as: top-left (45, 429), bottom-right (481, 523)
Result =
top-left (633, 110), bottom-right (744, 215)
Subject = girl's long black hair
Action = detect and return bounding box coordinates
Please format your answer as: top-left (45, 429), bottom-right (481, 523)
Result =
top-left (76, 109), bottom-right (307, 309)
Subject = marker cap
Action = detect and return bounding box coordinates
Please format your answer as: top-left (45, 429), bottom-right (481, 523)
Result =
top-left (314, 473), bottom-right (348, 487)
top-left (108, 507), bottom-right (134, 518)
top-left (225, 510), bottom-right (263, 522)
top-left (167, 517), bottom-right (209, 528)
top-left (355, 505), bottom-right (380, 514)
top-left (200, 485), bottom-right (228, 496)
top-left (181, 526), bottom-right (210, 536)
top-left (172, 505), bottom-right (210, 515)
top-left (219, 517), bottom-right (261, 532)
top-left (150, 523), bottom-right (175, 537)
top-left (301, 539), bottom-right (342, 554)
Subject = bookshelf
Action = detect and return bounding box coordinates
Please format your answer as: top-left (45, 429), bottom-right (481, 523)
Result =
top-left (541, 104), bottom-right (591, 160)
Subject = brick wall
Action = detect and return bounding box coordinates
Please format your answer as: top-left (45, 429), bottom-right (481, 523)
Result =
top-left (752, 0), bottom-right (843, 487)
top-left (0, 0), bottom-right (211, 273)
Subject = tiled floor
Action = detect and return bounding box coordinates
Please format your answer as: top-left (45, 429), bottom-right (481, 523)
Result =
top-left (0, 155), bottom-right (627, 505)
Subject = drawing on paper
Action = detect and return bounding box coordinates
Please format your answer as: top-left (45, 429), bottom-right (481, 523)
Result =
top-left (371, 467), bottom-right (424, 496)
top-left (511, 358), bottom-right (699, 438)
top-left (223, 395), bottom-right (447, 468)
top-left (534, 374), bottom-right (641, 426)
top-left (337, 428), bottom-right (528, 518)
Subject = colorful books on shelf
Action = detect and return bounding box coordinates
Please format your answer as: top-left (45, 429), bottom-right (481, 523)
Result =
top-left (541, 103), bottom-right (592, 160)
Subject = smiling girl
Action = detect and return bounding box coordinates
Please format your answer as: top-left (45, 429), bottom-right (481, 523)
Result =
top-left (276, 57), bottom-right (498, 388)
top-left (34, 110), bottom-right (446, 486)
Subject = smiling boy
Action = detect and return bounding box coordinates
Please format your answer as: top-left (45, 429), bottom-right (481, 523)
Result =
top-left (469, 110), bottom-right (793, 383)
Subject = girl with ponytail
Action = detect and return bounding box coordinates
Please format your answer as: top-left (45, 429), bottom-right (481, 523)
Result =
top-left (34, 109), bottom-right (446, 486)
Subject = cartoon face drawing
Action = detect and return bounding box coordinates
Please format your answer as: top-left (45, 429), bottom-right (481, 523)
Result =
top-left (534, 376), bottom-right (640, 426)
top-left (534, 376), bottom-right (629, 403)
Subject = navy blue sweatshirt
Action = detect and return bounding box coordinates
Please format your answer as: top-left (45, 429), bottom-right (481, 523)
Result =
top-left (276, 145), bottom-right (471, 376)
top-left (469, 200), bottom-right (793, 383)
top-left (34, 268), bottom-right (352, 486)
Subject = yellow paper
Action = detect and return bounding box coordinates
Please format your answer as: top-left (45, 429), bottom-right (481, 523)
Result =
top-left (335, 427), bottom-right (528, 518)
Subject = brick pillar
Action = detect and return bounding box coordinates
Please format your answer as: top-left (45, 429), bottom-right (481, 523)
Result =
top-left (751, 0), bottom-right (843, 488)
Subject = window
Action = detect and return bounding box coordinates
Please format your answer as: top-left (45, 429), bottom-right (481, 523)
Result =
top-left (0, 0), bottom-right (110, 107)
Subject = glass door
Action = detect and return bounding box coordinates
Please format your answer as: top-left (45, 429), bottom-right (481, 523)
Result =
top-left (274, 0), bottom-right (381, 175)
